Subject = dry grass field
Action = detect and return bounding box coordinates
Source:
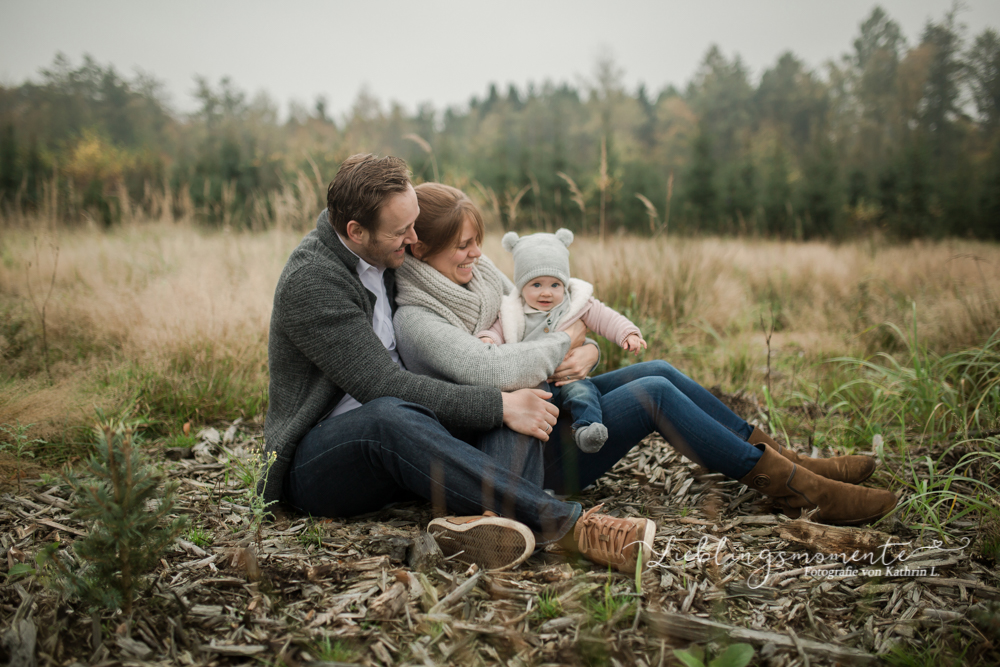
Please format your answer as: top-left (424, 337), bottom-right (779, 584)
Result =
top-left (2, 218), bottom-right (998, 446)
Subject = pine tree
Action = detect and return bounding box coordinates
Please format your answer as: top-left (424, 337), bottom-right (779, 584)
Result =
top-left (57, 419), bottom-right (186, 617)
top-left (0, 124), bottom-right (18, 202)
top-left (686, 124), bottom-right (717, 229)
top-left (799, 136), bottom-right (841, 238)
top-left (763, 142), bottom-right (792, 236)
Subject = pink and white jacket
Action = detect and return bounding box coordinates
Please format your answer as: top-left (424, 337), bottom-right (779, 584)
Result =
top-left (476, 278), bottom-right (641, 346)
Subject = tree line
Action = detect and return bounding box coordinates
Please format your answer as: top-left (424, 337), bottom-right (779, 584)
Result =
top-left (1, 6), bottom-right (998, 239)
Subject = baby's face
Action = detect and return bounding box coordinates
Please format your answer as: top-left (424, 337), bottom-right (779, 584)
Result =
top-left (521, 276), bottom-right (565, 312)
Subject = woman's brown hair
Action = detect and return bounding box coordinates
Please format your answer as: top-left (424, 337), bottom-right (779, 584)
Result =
top-left (411, 183), bottom-right (485, 259)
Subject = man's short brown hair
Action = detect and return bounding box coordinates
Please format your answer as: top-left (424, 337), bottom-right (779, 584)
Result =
top-left (327, 154), bottom-right (411, 236)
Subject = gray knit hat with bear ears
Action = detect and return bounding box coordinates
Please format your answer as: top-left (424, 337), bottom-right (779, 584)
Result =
top-left (501, 228), bottom-right (574, 293)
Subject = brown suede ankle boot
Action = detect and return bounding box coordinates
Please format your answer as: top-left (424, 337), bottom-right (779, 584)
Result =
top-left (740, 444), bottom-right (897, 525)
top-left (748, 426), bottom-right (876, 484)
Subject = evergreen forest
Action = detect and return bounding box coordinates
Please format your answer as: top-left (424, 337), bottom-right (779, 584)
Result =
top-left (1, 6), bottom-right (999, 240)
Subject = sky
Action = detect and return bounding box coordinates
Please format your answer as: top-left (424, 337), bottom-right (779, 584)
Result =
top-left (2, 0), bottom-right (999, 121)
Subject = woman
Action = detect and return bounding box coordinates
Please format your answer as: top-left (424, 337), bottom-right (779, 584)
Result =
top-left (393, 183), bottom-right (897, 526)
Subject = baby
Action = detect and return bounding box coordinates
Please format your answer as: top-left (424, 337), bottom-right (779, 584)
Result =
top-left (477, 229), bottom-right (645, 453)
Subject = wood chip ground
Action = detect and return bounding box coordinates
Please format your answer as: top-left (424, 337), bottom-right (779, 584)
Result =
top-left (2, 399), bottom-right (999, 666)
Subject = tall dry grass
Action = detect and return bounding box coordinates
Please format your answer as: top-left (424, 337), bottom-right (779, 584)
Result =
top-left (2, 215), bottom-right (999, 445)
top-left (487, 234), bottom-right (1000, 353)
top-left (1, 220), bottom-right (304, 442)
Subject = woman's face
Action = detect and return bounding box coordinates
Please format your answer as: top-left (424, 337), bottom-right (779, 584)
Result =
top-left (416, 216), bottom-right (482, 285)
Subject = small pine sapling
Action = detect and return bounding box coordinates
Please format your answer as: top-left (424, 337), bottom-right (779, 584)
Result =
top-left (56, 419), bottom-right (186, 617)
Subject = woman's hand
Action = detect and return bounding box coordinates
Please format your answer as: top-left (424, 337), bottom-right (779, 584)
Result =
top-left (501, 388), bottom-right (560, 441)
top-left (548, 343), bottom-right (600, 386)
top-left (563, 319), bottom-right (587, 348)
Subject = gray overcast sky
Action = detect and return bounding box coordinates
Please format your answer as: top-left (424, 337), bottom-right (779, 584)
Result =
top-left (2, 0), bottom-right (999, 120)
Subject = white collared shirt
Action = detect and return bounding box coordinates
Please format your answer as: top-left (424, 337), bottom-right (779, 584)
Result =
top-left (329, 233), bottom-right (404, 417)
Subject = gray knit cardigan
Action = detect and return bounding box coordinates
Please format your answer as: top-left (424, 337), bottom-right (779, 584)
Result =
top-left (393, 255), bottom-right (571, 392)
top-left (261, 211), bottom-right (504, 503)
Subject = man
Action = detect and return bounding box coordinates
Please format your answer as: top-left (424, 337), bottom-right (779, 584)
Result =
top-left (261, 153), bottom-right (655, 573)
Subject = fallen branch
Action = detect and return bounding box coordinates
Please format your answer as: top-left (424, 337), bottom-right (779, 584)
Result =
top-left (429, 570), bottom-right (484, 614)
top-left (775, 520), bottom-right (900, 561)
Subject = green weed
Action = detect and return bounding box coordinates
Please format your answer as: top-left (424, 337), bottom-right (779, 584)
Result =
top-left (533, 588), bottom-right (564, 620)
top-left (163, 433), bottom-right (199, 449)
top-left (0, 421), bottom-right (44, 493)
top-left (585, 578), bottom-right (634, 626)
top-left (891, 443), bottom-right (1000, 541)
top-left (883, 632), bottom-right (972, 667)
top-left (36, 472), bottom-right (62, 487)
top-left (297, 523), bottom-right (324, 549)
top-left (185, 526), bottom-right (214, 549)
top-left (313, 637), bottom-right (358, 663)
top-left (225, 443), bottom-right (277, 546)
top-left (635, 544), bottom-right (644, 595)
top-left (673, 643), bottom-right (755, 667)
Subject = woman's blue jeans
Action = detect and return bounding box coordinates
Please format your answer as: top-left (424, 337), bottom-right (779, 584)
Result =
top-left (542, 360), bottom-right (762, 495)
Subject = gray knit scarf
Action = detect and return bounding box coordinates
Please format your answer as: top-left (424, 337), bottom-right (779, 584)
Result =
top-left (395, 253), bottom-right (508, 334)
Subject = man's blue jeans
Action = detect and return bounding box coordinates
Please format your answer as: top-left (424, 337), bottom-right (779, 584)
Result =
top-left (283, 360), bottom-right (762, 542)
top-left (283, 397), bottom-right (581, 545)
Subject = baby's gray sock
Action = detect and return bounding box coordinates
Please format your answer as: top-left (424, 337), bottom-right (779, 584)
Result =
top-left (574, 423), bottom-right (608, 454)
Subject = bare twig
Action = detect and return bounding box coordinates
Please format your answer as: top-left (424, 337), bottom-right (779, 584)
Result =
top-left (635, 193), bottom-right (659, 234)
top-left (403, 133), bottom-right (439, 183)
top-left (471, 180), bottom-right (502, 231)
top-left (663, 170), bottom-right (673, 237)
top-left (557, 171), bottom-right (587, 232)
top-left (760, 307), bottom-right (775, 400)
top-left (26, 236), bottom-right (59, 383)
top-left (506, 184), bottom-right (532, 229)
top-left (598, 136), bottom-right (610, 243)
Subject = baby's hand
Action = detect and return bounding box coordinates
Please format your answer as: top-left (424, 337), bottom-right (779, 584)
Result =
top-left (623, 333), bottom-right (647, 355)
top-left (478, 335), bottom-right (496, 345)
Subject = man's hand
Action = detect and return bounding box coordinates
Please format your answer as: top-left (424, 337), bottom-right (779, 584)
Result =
top-left (623, 332), bottom-right (647, 355)
top-left (563, 319), bottom-right (587, 348)
top-left (501, 388), bottom-right (559, 441)
top-left (548, 343), bottom-right (600, 387)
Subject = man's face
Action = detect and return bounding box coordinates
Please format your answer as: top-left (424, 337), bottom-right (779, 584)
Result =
top-left (360, 185), bottom-right (419, 269)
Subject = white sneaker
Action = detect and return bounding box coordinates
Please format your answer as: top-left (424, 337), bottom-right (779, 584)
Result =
top-left (427, 513), bottom-right (535, 571)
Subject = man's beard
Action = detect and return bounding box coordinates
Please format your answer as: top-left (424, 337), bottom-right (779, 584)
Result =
top-left (366, 238), bottom-right (406, 269)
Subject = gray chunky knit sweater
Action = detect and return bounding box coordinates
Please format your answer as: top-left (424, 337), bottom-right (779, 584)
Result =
top-left (261, 211), bottom-right (504, 503)
top-left (393, 254), bottom-right (571, 392)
